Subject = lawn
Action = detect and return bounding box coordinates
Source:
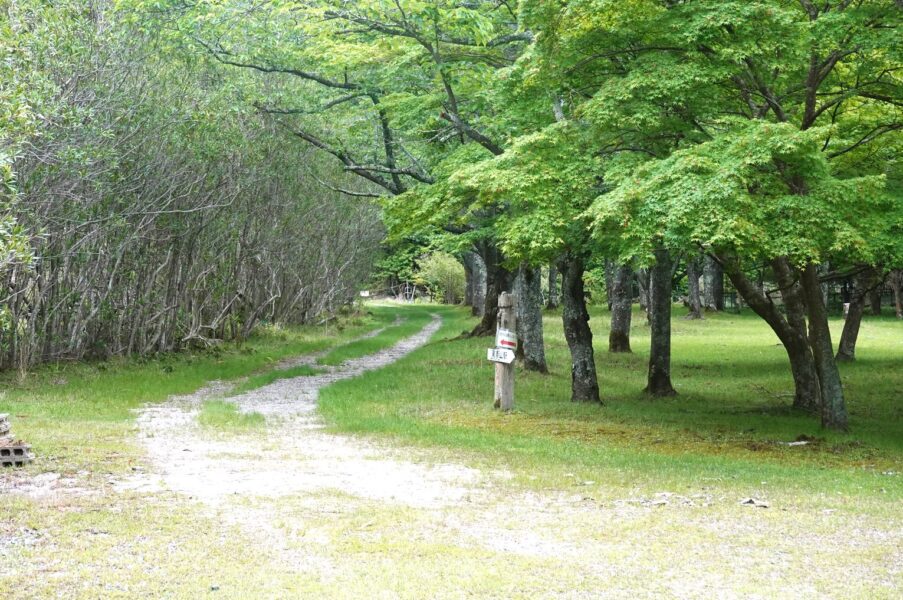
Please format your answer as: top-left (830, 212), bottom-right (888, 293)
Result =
top-left (319, 305), bottom-right (903, 498)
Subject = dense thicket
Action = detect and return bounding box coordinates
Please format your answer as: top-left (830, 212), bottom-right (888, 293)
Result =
top-left (0, 2), bottom-right (380, 369)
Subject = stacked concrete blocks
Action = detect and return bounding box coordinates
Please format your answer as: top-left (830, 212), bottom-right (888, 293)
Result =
top-left (0, 414), bottom-right (33, 467)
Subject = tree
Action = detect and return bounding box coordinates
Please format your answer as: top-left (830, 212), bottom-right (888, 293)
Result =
top-left (0, 0), bottom-right (382, 369)
top-left (450, 122), bottom-right (602, 400)
top-left (416, 251), bottom-right (466, 304)
top-left (538, 0), bottom-right (902, 429)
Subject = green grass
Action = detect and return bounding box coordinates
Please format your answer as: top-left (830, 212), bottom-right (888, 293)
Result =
top-left (0, 312), bottom-right (386, 474)
top-left (319, 304), bottom-right (903, 502)
top-left (316, 304), bottom-right (436, 366)
top-left (228, 363), bottom-right (324, 396)
top-left (1, 302), bottom-right (900, 598)
top-left (197, 400), bottom-right (265, 430)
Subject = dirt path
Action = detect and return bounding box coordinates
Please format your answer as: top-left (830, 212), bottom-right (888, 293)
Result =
top-left (119, 314), bottom-right (480, 506)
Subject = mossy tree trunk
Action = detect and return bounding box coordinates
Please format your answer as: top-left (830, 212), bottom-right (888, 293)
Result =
top-left (608, 263), bottom-right (633, 353)
top-left (514, 265), bottom-right (549, 373)
top-left (686, 257), bottom-right (703, 319)
top-left (558, 252), bottom-right (600, 403)
top-left (645, 247), bottom-right (676, 397)
top-left (801, 264), bottom-right (848, 431)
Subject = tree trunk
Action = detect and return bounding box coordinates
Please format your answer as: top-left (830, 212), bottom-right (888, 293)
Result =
top-left (801, 264), bottom-right (848, 431)
top-left (558, 253), bottom-right (600, 403)
top-left (604, 260), bottom-right (615, 311)
top-left (514, 265), bottom-right (548, 373)
top-left (703, 254), bottom-right (724, 311)
top-left (686, 257), bottom-right (703, 319)
top-left (462, 252), bottom-right (476, 308)
top-left (771, 258), bottom-right (822, 413)
top-left (645, 247), bottom-right (677, 396)
top-left (719, 254), bottom-right (821, 413)
top-left (608, 263), bottom-right (632, 353)
top-left (869, 289), bottom-right (882, 316)
top-left (471, 251), bottom-right (487, 318)
top-left (836, 294), bottom-right (865, 362)
top-left (637, 267), bottom-right (650, 323)
top-left (546, 263), bottom-right (559, 309)
top-left (891, 270), bottom-right (903, 319)
top-left (835, 269), bottom-right (881, 362)
top-left (470, 243), bottom-right (508, 336)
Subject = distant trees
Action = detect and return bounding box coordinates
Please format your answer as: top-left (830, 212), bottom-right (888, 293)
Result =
top-left (415, 252), bottom-right (466, 305)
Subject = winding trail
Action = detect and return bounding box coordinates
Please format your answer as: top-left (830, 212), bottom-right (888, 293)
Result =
top-left (120, 314), bottom-right (481, 507)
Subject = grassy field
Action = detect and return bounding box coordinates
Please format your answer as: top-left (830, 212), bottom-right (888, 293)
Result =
top-left (1, 301), bottom-right (900, 598)
top-left (320, 305), bottom-right (903, 497)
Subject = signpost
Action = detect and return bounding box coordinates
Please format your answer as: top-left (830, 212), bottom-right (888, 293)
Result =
top-left (489, 292), bottom-right (516, 411)
top-left (487, 347), bottom-right (516, 364)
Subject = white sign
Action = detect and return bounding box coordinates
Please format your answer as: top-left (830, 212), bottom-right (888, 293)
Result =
top-left (495, 328), bottom-right (517, 349)
top-left (487, 347), bottom-right (516, 364)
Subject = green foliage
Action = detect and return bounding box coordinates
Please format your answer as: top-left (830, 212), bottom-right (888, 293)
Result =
top-left (371, 239), bottom-right (424, 290)
top-left (451, 122), bottom-right (602, 263)
top-left (592, 121), bottom-right (892, 265)
top-left (415, 251), bottom-right (466, 304)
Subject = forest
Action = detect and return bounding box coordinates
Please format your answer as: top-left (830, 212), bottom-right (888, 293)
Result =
top-left (1, 1), bottom-right (901, 598)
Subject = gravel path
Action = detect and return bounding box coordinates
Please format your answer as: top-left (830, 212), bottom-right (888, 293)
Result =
top-left (119, 314), bottom-right (481, 507)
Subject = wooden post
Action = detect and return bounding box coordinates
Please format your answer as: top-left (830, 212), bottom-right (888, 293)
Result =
top-left (494, 292), bottom-right (516, 411)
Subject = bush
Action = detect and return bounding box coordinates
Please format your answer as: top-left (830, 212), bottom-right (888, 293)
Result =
top-left (415, 252), bottom-right (465, 304)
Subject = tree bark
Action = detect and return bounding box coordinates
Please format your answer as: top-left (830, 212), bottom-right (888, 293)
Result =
top-left (771, 258), bottom-right (823, 414)
top-left (470, 243), bottom-right (508, 336)
top-left (608, 263), bottom-right (633, 353)
top-left (703, 254), bottom-right (724, 311)
top-left (869, 289), bottom-right (882, 316)
top-left (686, 257), bottom-right (703, 319)
top-left (462, 252), bottom-right (476, 308)
top-left (836, 293), bottom-right (865, 362)
top-left (835, 269), bottom-right (881, 362)
top-left (558, 253), bottom-right (600, 403)
top-left (471, 251), bottom-right (487, 318)
top-left (719, 254), bottom-right (821, 413)
top-left (514, 265), bottom-right (548, 373)
top-left (645, 247), bottom-right (677, 396)
top-left (637, 267), bottom-right (651, 323)
top-left (891, 270), bottom-right (903, 319)
top-left (546, 263), bottom-right (559, 309)
top-left (604, 259), bottom-right (615, 311)
top-left (800, 264), bottom-right (848, 431)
